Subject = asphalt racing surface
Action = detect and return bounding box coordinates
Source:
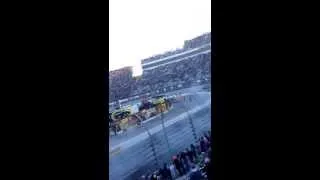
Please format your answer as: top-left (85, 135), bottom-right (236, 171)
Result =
top-left (109, 85), bottom-right (206, 146)
top-left (109, 87), bottom-right (211, 180)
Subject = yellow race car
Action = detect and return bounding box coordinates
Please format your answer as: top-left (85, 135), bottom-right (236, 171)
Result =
top-left (111, 107), bottom-right (131, 121)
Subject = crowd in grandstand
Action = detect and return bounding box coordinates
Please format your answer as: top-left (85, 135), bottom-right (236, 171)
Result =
top-left (141, 33), bottom-right (211, 64)
top-left (141, 48), bottom-right (186, 64)
top-left (139, 131), bottom-right (212, 180)
top-left (108, 32), bottom-right (212, 103)
top-left (109, 67), bottom-right (134, 101)
top-left (183, 33), bottom-right (211, 49)
top-left (131, 53), bottom-right (211, 96)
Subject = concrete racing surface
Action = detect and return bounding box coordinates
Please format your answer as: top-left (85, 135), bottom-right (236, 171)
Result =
top-left (109, 88), bottom-right (211, 180)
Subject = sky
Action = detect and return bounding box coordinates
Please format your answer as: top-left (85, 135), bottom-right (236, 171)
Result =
top-left (109, 0), bottom-right (211, 76)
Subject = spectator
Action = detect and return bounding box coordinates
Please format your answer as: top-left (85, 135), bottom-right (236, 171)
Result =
top-left (200, 137), bottom-right (206, 153)
top-left (177, 154), bottom-right (186, 175)
top-left (169, 162), bottom-right (177, 179)
top-left (197, 152), bottom-right (206, 165)
top-left (180, 151), bottom-right (186, 163)
top-left (204, 133), bottom-right (210, 144)
top-left (203, 157), bottom-right (211, 179)
top-left (180, 151), bottom-right (190, 172)
top-left (189, 166), bottom-right (203, 180)
top-left (202, 133), bottom-right (209, 143)
top-left (190, 144), bottom-right (197, 159)
top-left (161, 163), bottom-right (172, 180)
top-left (151, 173), bottom-right (157, 180)
top-left (140, 133), bottom-right (213, 180)
top-left (173, 155), bottom-right (184, 176)
top-left (145, 173), bottom-right (150, 180)
top-left (186, 147), bottom-right (195, 163)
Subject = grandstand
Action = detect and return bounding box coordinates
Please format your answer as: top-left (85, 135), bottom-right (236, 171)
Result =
top-left (109, 66), bottom-right (134, 102)
top-left (108, 32), bottom-right (211, 103)
top-left (183, 32), bottom-right (211, 49)
top-left (141, 44), bottom-right (210, 71)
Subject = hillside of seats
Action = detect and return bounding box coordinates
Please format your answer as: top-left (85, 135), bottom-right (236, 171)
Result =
top-left (109, 67), bottom-right (134, 102)
top-left (130, 53), bottom-right (211, 96)
top-left (141, 32), bottom-right (211, 65)
top-left (109, 32), bottom-right (212, 103)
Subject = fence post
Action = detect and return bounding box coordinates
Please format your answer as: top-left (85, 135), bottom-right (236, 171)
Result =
top-left (137, 114), bottom-right (160, 169)
top-left (143, 124), bottom-right (159, 169)
top-left (182, 96), bottom-right (198, 143)
top-left (160, 108), bottom-right (172, 160)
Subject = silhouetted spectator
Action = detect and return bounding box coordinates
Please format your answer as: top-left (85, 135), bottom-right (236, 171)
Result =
top-left (203, 157), bottom-right (211, 179)
top-left (189, 166), bottom-right (203, 180)
top-left (180, 151), bottom-right (189, 171)
top-left (177, 154), bottom-right (186, 175)
top-left (204, 132), bottom-right (210, 143)
top-left (200, 137), bottom-right (206, 153)
top-left (169, 162), bottom-right (177, 179)
top-left (151, 173), bottom-right (157, 180)
top-left (186, 147), bottom-right (195, 163)
top-left (160, 163), bottom-right (172, 180)
top-left (190, 144), bottom-right (197, 159)
top-left (173, 156), bottom-right (184, 176)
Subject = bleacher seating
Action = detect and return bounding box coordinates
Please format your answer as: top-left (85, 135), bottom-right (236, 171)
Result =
top-left (109, 32), bottom-right (212, 103)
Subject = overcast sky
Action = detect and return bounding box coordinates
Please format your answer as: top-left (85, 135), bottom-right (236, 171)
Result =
top-left (109, 0), bottom-right (211, 76)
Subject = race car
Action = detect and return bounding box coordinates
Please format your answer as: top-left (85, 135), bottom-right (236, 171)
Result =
top-left (150, 95), bottom-right (170, 113)
top-left (110, 107), bottom-right (131, 133)
top-left (111, 107), bottom-right (131, 121)
top-left (151, 95), bottom-right (165, 105)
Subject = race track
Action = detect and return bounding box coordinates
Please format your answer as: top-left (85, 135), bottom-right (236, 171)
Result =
top-left (109, 88), bottom-right (211, 180)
